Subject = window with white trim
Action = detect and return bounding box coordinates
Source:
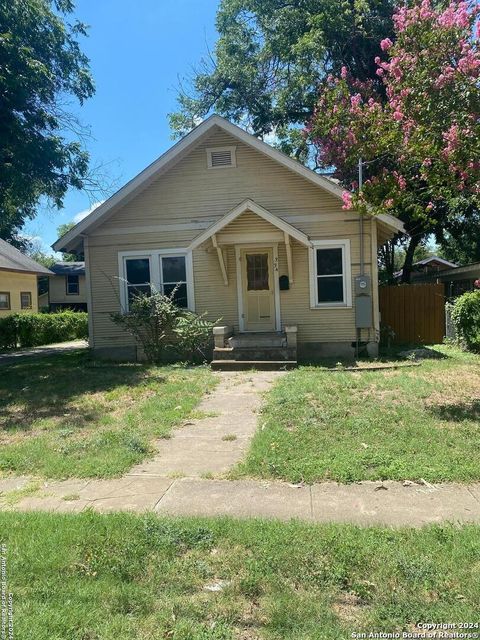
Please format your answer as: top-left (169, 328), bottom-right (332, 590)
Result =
top-left (160, 256), bottom-right (188, 307)
top-left (120, 251), bottom-right (193, 311)
top-left (206, 146), bottom-right (236, 169)
top-left (309, 240), bottom-right (352, 308)
top-left (66, 274), bottom-right (80, 295)
top-left (125, 257), bottom-right (151, 305)
top-left (0, 292), bottom-right (10, 310)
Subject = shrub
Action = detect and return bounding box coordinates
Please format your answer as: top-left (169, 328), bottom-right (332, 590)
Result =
top-left (0, 311), bottom-right (88, 350)
top-left (111, 289), bottom-right (215, 364)
top-left (450, 290), bottom-right (480, 352)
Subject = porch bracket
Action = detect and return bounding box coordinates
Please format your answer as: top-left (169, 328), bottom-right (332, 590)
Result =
top-left (284, 232), bottom-right (294, 284)
top-left (212, 234), bottom-right (228, 286)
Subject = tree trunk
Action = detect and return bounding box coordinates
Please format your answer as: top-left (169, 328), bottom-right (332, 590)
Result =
top-left (400, 235), bottom-right (421, 284)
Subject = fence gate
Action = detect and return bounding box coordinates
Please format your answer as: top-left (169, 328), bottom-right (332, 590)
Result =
top-left (379, 283), bottom-right (445, 344)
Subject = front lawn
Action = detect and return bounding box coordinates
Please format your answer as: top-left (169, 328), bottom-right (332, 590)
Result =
top-left (0, 352), bottom-right (216, 479)
top-left (235, 345), bottom-right (480, 483)
top-left (2, 511), bottom-right (479, 640)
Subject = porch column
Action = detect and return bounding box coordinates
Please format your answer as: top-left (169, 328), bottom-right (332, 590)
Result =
top-left (284, 232), bottom-right (294, 284)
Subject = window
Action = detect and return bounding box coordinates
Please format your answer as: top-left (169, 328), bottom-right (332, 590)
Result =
top-left (66, 274), bottom-right (79, 295)
top-left (206, 146), bottom-right (236, 169)
top-left (309, 240), bottom-right (352, 308)
top-left (125, 257), bottom-right (151, 304)
top-left (119, 250), bottom-right (194, 312)
top-left (20, 292), bottom-right (32, 309)
top-left (160, 256), bottom-right (188, 307)
top-left (0, 292), bottom-right (10, 310)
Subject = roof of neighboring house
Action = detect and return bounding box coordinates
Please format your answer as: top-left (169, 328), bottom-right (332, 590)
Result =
top-left (413, 255), bottom-right (457, 268)
top-left (0, 238), bottom-right (53, 275)
top-left (49, 261), bottom-right (85, 276)
top-left (53, 115), bottom-right (404, 252)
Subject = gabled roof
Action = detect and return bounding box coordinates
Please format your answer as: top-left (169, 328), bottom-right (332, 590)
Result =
top-left (414, 255), bottom-right (457, 268)
top-left (189, 199), bottom-right (311, 250)
top-left (53, 115), bottom-right (404, 252)
top-left (0, 239), bottom-right (53, 275)
top-left (50, 261), bottom-right (85, 276)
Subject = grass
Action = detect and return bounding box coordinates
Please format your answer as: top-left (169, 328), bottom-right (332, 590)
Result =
top-left (234, 345), bottom-right (480, 483)
top-left (1, 511), bottom-right (479, 640)
top-left (0, 351), bottom-right (216, 479)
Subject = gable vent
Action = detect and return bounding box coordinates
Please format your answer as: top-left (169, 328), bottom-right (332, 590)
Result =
top-left (207, 146), bottom-right (236, 169)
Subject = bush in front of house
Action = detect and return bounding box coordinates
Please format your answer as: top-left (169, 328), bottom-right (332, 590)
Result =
top-left (0, 311), bottom-right (88, 350)
top-left (111, 289), bottom-right (216, 364)
top-left (450, 290), bottom-right (480, 352)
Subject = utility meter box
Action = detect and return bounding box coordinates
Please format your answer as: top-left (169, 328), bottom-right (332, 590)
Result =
top-left (355, 275), bottom-right (371, 296)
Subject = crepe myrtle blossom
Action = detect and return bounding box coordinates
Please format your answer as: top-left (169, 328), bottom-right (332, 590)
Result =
top-left (307, 0), bottom-right (480, 227)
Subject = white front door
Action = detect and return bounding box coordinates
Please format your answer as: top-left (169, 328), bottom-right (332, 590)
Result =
top-left (240, 247), bottom-right (276, 331)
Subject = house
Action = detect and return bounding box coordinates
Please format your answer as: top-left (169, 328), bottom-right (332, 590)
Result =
top-left (402, 259), bottom-right (480, 298)
top-left (0, 238), bottom-right (52, 315)
top-left (39, 262), bottom-right (88, 312)
top-left (394, 255), bottom-right (457, 283)
top-left (53, 115), bottom-right (404, 364)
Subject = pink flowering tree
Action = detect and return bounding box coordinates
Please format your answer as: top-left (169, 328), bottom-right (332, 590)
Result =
top-left (307, 0), bottom-right (480, 282)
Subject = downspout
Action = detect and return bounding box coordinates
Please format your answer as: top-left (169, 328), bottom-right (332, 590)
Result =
top-left (356, 158), bottom-right (364, 357)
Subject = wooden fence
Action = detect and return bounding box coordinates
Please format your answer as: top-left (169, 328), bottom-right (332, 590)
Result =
top-left (379, 283), bottom-right (445, 344)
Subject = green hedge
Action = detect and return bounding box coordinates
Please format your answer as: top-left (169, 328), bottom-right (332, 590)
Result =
top-left (0, 311), bottom-right (88, 350)
top-left (451, 290), bottom-right (480, 352)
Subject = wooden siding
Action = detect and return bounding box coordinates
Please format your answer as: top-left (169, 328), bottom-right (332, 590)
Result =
top-left (0, 271), bottom-right (38, 315)
top-left (48, 274), bottom-right (87, 305)
top-left (87, 127), bottom-right (377, 348)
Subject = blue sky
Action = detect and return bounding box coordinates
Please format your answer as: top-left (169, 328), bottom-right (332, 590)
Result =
top-left (25, 0), bottom-right (219, 254)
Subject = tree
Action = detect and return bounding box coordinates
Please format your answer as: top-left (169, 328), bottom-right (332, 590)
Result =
top-left (308, 0), bottom-right (480, 282)
top-left (56, 222), bottom-right (83, 261)
top-left (438, 207), bottom-right (480, 265)
top-left (0, 0), bottom-right (94, 244)
top-left (170, 0), bottom-right (395, 160)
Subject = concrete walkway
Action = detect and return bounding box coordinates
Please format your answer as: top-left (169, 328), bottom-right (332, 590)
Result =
top-left (128, 371), bottom-right (282, 477)
top-left (0, 339), bottom-right (88, 365)
top-left (1, 368), bottom-right (480, 526)
top-left (2, 475), bottom-right (480, 526)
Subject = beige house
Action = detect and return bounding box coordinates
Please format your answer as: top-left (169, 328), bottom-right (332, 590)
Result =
top-left (0, 239), bottom-right (52, 316)
top-left (53, 116), bottom-right (403, 364)
top-left (39, 262), bottom-right (87, 312)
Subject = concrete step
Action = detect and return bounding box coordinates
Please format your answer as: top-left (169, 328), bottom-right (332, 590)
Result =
top-left (228, 332), bottom-right (286, 348)
top-left (213, 347), bottom-right (295, 361)
top-left (211, 359), bottom-right (297, 371)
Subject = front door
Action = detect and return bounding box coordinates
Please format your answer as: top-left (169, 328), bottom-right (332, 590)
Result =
top-left (241, 248), bottom-right (275, 331)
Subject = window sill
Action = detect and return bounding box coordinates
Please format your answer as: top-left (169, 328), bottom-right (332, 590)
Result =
top-left (310, 303), bottom-right (352, 310)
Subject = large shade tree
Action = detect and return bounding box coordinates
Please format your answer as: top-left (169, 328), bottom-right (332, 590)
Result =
top-left (0, 0), bottom-right (94, 245)
top-left (170, 0), bottom-right (396, 161)
top-left (308, 0), bottom-right (480, 282)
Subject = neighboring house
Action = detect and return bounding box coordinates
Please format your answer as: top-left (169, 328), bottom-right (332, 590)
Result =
top-left (394, 255), bottom-right (457, 282)
top-left (0, 239), bottom-right (52, 316)
top-left (53, 115), bottom-right (403, 363)
top-left (39, 262), bottom-right (87, 312)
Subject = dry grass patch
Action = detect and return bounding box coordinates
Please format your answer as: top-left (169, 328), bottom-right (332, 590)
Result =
top-left (235, 345), bottom-right (480, 483)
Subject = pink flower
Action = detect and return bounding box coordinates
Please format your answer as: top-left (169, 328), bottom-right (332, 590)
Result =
top-left (350, 93), bottom-right (362, 108)
top-left (380, 38), bottom-right (393, 51)
top-left (342, 191), bottom-right (353, 210)
top-left (385, 198), bottom-right (394, 208)
top-left (341, 66), bottom-right (348, 79)
top-left (393, 111), bottom-right (404, 121)
top-left (474, 279), bottom-right (480, 289)
top-left (374, 56), bottom-right (381, 65)
top-left (376, 68), bottom-right (384, 77)
top-left (426, 202), bottom-right (434, 211)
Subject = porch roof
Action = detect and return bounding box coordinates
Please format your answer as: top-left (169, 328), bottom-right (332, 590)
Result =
top-left (188, 199), bottom-right (311, 251)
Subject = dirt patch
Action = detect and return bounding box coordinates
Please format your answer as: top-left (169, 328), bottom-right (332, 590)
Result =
top-left (332, 592), bottom-right (366, 625)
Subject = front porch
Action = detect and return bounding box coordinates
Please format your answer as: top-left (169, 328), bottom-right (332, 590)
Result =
top-left (211, 325), bottom-right (298, 370)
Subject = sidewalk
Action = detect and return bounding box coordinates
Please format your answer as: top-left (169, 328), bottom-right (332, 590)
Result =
top-left (2, 475), bottom-right (479, 526)
top-left (0, 339), bottom-right (88, 365)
